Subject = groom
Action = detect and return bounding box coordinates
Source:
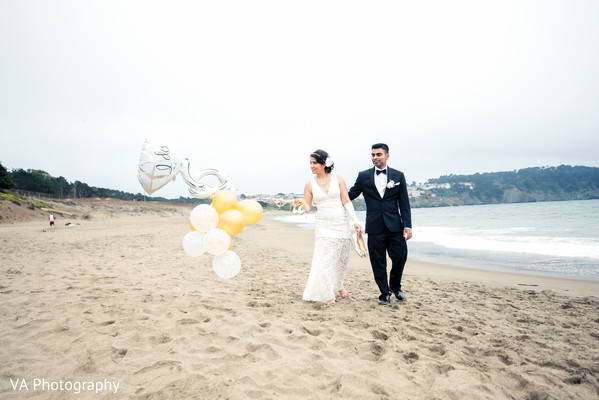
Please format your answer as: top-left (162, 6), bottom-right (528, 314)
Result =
top-left (348, 143), bottom-right (412, 305)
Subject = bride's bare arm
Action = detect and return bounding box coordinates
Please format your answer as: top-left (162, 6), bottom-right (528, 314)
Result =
top-left (337, 175), bottom-right (351, 205)
top-left (303, 181), bottom-right (313, 212)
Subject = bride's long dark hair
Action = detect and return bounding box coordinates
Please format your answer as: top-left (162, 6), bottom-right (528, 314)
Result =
top-left (310, 149), bottom-right (334, 174)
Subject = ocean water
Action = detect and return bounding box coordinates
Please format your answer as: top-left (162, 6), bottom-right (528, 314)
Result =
top-left (274, 199), bottom-right (599, 281)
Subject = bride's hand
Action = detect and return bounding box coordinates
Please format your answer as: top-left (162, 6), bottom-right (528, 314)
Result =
top-left (354, 223), bottom-right (363, 234)
top-left (301, 199), bottom-right (311, 213)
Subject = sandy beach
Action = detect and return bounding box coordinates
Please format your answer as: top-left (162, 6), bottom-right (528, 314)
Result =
top-left (1, 201), bottom-right (599, 399)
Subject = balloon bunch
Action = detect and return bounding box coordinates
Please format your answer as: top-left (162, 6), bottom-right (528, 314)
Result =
top-left (182, 190), bottom-right (263, 279)
top-left (137, 140), bottom-right (262, 279)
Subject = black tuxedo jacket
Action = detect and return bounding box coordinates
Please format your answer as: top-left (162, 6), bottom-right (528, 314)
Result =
top-left (348, 167), bottom-right (412, 234)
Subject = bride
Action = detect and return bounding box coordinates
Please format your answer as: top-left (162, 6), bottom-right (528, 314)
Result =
top-left (301, 149), bottom-right (363, 303)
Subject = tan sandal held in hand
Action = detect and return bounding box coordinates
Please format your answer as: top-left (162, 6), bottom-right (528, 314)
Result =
top-left (351, 232), bottom-right (368, 257)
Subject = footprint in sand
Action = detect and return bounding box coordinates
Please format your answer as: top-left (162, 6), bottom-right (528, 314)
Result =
top-left (436, 364), bottom-right (455, 375)
top-left (356, 341), bottom-right (386, 361)
top-left (150, 333), bottom-right (172, 345)
top-left (445, 332), bottom-right (466, 342)
top-left (176, 318), bottom-right (199, 325)
top-left (300, 326), bottom-right (321, 337)
top-left (135, 360), bottom-right (182, 375)
top-left (403, 351), bottom-right (419, 363)
top-left (483, 349), bottom-right (513, 365)
top-left (75, 354), bottom-right (98, 374)
top-left (370, 342), bottom-right (385, 358)
top-left (371, 330), bottom-right (388, 341)
top-left (428, 344), bottom-right (446, 356)
top-left (244, 343), bottom-right (281, 361)
top-left (112, 347), bottom-right (128, 361)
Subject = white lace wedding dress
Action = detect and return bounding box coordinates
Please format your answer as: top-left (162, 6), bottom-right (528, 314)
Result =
top-left (302, 173), bottom-right (352, 302)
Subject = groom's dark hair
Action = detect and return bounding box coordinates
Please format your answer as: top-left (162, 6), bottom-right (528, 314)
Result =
top-left (372, 143), bottom-right (389, 154)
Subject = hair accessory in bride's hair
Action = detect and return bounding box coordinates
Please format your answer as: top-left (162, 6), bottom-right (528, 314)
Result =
top-left (325, 157), bottom-right (333, 167)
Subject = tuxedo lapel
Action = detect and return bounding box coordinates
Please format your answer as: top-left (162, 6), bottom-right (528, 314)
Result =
top-left (368, 167), bottom-right (377, 194)
top-left (382, 168), bottom-right (395, 199)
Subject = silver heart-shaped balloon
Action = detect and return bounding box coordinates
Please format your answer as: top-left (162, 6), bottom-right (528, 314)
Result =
top-left (137, 139), bottom-right (231, 198)
top-left (138, 140), bottom-right (182, 195)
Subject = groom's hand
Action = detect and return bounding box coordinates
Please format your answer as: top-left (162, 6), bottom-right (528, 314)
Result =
top-left (403, 228), bottom-right (412, 241)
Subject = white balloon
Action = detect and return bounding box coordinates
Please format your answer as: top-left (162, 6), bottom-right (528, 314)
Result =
top-left (182, 231), bottom-right (206, 257)
top-left (190, 204), bottom-right (218, 233)
top-left (212, 250), bottom-right (241, 279)
top-left (204, 228), bottom-right (231, 256)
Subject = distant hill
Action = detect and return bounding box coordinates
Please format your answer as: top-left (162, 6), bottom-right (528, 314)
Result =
top-left (411, 165), bottom-right (599, 207)
top-left (2, 163), bottom-right (598, 208)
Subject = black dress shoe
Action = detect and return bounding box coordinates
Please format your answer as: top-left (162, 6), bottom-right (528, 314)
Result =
top-left (378, 294), bottom-right (391, 305)
top-left (393, 290), bottom-right (407, 301)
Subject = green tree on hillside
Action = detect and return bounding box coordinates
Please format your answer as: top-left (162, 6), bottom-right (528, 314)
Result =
top-left (54, 176), bottom-right (70, 197)
top-left (0, 162), bottom-right (14, 189)
top-left (9, 169), bottom-right (56, 194)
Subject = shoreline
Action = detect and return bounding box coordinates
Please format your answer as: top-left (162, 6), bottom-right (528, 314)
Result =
top-left (263, 211), bottom-right (599, 299)
top-left (406, 257), bottom-right (599, 299)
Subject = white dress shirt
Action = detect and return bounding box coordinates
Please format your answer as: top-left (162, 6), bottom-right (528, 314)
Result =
top-left (374, 167), bottom-right (387, 198)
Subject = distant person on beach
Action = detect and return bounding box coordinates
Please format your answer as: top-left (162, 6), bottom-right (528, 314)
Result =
top-left (348, 143), bottom-right (412, 305)
top-left (301, 149), bottom-right (363, 303)
top-left (49, 214), bottom-right (55, 227)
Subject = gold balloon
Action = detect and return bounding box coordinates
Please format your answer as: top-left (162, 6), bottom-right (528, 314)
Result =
top-left (236, 199), bottom-right (263, 224)
top-left (218, 209), bottom-right (245, 235)
top-left (211, 189), bottom-right (238, 214)
top-left (189, 221), bottom-right (196, 231)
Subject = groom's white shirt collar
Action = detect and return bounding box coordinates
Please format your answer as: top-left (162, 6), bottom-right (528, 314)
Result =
top-left (374, 167), bottom-right (388, 197)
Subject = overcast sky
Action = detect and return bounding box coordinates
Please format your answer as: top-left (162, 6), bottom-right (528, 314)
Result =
top-left (1, 0), bottom-right (598, 198)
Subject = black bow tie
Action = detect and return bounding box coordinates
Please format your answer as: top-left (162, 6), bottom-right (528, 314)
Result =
top-left (376, 169), bottom-right (386, 175)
